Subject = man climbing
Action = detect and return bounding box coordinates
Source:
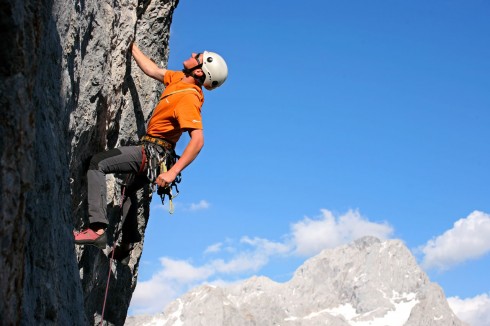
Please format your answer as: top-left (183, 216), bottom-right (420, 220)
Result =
top-left (73, 43), bottom-right (228, 261)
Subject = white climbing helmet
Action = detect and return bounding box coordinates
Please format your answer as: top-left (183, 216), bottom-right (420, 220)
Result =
top-left (201, 51), bottom-right (228, 90)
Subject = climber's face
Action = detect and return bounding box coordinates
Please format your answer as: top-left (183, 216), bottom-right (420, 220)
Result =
top-left (183, 53), bottom-right (203, 71)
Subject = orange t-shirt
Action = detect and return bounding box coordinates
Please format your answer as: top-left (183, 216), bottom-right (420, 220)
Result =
top-left (146, 70), bottom-right (204, 145)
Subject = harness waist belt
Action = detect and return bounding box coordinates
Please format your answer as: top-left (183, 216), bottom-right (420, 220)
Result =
top-left (141, 135), bottom-right (175, 150)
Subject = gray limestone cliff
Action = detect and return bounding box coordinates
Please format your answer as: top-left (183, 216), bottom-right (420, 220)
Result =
top-left (126, 237), bottom-right (467, 326)
top-left (1, 0), bottom-right (178, 325)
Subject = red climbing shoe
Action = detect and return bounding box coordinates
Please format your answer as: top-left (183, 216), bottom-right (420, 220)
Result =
top-left (74, 228), bottom-right (107, 249)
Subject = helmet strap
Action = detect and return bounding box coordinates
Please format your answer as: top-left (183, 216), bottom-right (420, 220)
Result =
top-left (182, 62), bottom-right (202, 75)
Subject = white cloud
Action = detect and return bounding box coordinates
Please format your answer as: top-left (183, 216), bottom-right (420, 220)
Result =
top-left (129, 277), bottom-right (179, 315)
top-left (203, 237), bottom-right (290, 275)
top-left (421, 211), bottom-right (490, 270)
top-left (204, 242), bottom-right (223, 254)
top-left (158, 258), bottom-right (214, 283)
top-left (241, 236), bottom-right (291, 256)
top-left (448, 294), bottom-right (490, 326)
top-left (211, 253), bottom-right (268, 274)
top-left (291, 209), bottom-right (394, 256)
top-left (188, 199), bottom-right (210, 211)
top-left (130, 258), bottom-right (214, 315)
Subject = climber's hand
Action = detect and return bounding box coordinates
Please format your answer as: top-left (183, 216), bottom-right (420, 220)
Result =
top-left (155, 171), bottom-right (176, 188)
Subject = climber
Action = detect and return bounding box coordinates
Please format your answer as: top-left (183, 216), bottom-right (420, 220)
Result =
top-left (73, 43), bottom-right (228, 262)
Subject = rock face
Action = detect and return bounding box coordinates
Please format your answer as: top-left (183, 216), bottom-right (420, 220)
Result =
top-left (126, 237), bottom-right (467, 326)
top-left (1, 0), bottom-right (178, 325)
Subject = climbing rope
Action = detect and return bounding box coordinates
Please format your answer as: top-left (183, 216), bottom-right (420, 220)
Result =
top-left (99, 184), bottom-right (126, 325)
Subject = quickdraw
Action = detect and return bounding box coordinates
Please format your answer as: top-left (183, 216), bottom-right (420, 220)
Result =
top-left (157, 158), bottom-right (180, 214)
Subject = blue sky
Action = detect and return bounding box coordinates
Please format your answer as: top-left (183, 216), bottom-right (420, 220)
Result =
top-left (128, 1), bottom-right (490, 325)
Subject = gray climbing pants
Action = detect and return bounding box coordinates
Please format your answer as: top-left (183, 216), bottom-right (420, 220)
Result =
top-left (87, 145), bottom-right (148, 243)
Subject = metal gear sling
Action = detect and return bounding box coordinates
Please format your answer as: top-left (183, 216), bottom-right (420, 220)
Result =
top-left (140, 88), bottom-right (199, 213)
top-left (141, 136), bottom-right (180, 213)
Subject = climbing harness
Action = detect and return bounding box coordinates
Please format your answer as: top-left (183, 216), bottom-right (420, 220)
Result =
top-left (141, 136), bottom-right (181, 214)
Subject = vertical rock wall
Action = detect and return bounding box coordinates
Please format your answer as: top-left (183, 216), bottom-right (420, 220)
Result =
top-left (1, 0), bottom-right (53, 323)
top-left (1, 0), bottom-right (178, 325)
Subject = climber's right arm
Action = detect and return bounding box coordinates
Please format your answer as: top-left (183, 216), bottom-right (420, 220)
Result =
top-left (131, 43), bottom-right (167, 82)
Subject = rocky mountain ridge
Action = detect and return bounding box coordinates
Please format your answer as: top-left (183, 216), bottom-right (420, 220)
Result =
top-left (126, 237), bottom-right (466, 326)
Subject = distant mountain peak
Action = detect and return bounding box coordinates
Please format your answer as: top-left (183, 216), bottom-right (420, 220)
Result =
top-left (126, 237), bottom-right (467, 326)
